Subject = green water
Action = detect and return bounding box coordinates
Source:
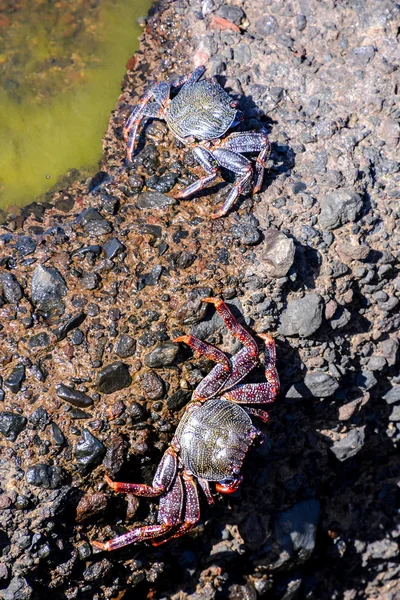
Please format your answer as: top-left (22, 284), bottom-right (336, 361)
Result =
top-left (0, 0), bottom-right (151, 210)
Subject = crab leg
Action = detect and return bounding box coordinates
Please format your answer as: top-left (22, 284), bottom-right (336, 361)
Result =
top-left (218, 130), bottom-right (270, 194)
top-left (153, 471), bottom-right (201, 546)
top-left (92, 471), bottom-right (184, 551)
top-left (104, 446), bottom-right (177, 497)
top-left (173, 334), bottom-right (230, 370)
top-left (174, 147), bottom-right (219, 199)
top-left (202, 298), bottom-right (258, 355)
top-left (198, 478), bottom-right (215, 505)
top-left (208, 149), bottom-right (253, 218)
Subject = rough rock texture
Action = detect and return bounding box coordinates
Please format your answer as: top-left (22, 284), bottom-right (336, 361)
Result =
top-left (0, 0), bottom-right (399, 599)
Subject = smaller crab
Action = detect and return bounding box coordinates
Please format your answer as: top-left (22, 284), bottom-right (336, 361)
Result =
top-left (92, 298), bottom-right (279, 551)
top-left (123, 66), bottom-right (270, 218)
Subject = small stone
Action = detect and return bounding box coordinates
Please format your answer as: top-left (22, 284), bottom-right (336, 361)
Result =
top-left (330, 427), bottom-right (365, 461)
top-left (279, 294), bottom-right (323, 337)
top-left (175, 287), bottom-right (212, 324)
top-left (85, 219), bottom-right (112, 237)
top-left (216, 5), bottom-right (244, 25)
top-left (238, 514), bottom-right (266, 550)
top-left (76, 493), bottom-right (107, 522)
top-left (26, 464), bottom-right (67, 489)
top-left (336, 243), bottom-right (369, 262)
top-left (136, 191), bottom-right (177, 209)
top-left (55, 383), bottom-right (94, 408)
top-left (0, 272), bottom-right (23, 303)
top-left (1, 576), bottom-right (33, 600)
top-left (75, 428), bottom-right (106, 473)
top-left (383, 386), bottom-right (400, 405)
top-left (95, 362), bottom-right (132, 394)
top-left (356, 370), bottom-right (377, 390)
top-left (167, 390), bottom-right (192, 412)
top-left (0, 411), bottom-right (27, 441)
top-left (4, 364), bottom-right (25, 393)
top-left (304, 371), bottom-right (339, 397)
top-left (257, 229), bottom-right (295, 278)
top-left (31, 264), bottom-right (67, 319)
top-left (389, 405), bottom-right (400, 421)
top-left (275, 499), bottom-right (320, 563)
top-left (103, 238), bottom-right (125, 259)
top-left (255, 14), bottom-right (278, 36)
top-left (144, 342), bottom-right (179, 368)
top-left (366, 355), bottom-right (386, 371)
top-left (103, 434), bottom-right (127, 476)
top-left (231, 220), bottom-right (261, 245)
top-left (142, 372), bottom-right (165, 400)
top-left (27, 332), bottom-right (50, 349)
top-left (53, 312), bottom-right (87, 341)
top-left (319, 190), bottom-right (363, 230)
top-left (330, 307), bottom-right (351, 330)
top-left (114, 334), bottom-right (136, 358)
top-left (15, 235), bottom-right (36, 257)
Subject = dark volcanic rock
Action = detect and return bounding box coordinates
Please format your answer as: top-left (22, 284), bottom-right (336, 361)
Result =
top-left (0, 411), bottom-right (27, 441)
top-left (216, 4), bottom-right (244, 24)
top-left (383, 385), bottom-right (400, 405)
top-left (53, 312), bottom-right (87, 341)
top-left (75, 428), bottom-right (106, 472)
top-left (304, 371), bottom-right (339, 397)
top-left (279, 294), bottom-right (324, 337)
top-left (4, 364), bottom-right (26, 393)
top-left (31, 264), bottom-right (67, 318)
top-left (95, 361), bottom-right (132, 394)
top-left (114, 334), bottom-right (136, 358)
top-left (103, 237), bottom-right (125, 259)
top-left (175, 287), bottom-right (212, 324)
top-left (0, 271), bottom-right (23, 303)
top-left (144, 342), bottom-right (179, 368)
top-left (330, 428), bottom-right (365, 461)
top-left (26, 464), bottom-right (68, 489)
top-left (55, 383), bottom-right (94, 408)
top-left (136, 191), bottom-right (177, 209)
top-left (319, 190), bottom-right (363, 230)
top-left (27, 332), bottom-right (50, 349)
top-left (142, 371), bottom-right (165, 400)
top-left (167, 389), bottom-right (192, 411)
top-left (1, 576), bottom-right (33, 600)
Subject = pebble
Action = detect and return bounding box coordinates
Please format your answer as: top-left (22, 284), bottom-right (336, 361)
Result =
top-left (31, 264), bottom-right (67, 318)
top-left (114, 334), bottom-right (136, 358)
top-left (102, 237), bottom-right (125, 259)
top-left (166, 390), bottom-right (192, 411)
top-left (55, 383), bottom-right (94, 408)
top-left (255, 13), bottom-right (278, 36)
top-left (274, 499), bottom-right (320, 564)
top-left (144, 342), bottom-right (179, 368)
top-left (76, 493), bottom-right (107, 522)
top-left (26, 464), bottom-right (67, 489)
top-left (330, 307), bottom-right (351, 330)
top-left (15, 235), bottom-right (36, 257)
top-left (0, 272), bottom-right (23, 303)
top-left (85, 218), bottom-right (113, 237)
top-left (356, 370), bottom-right (377, 390)
top-left (4, 364), bottom-right (26, 393)
top-left (231, 217), bottom-right (261, 246)
top-left (95, 361), bottom-right (132, 394)
top-left (216, 5), bottom-right (244, 25)
top-left (330, 427), bottom-right (365, 461)
top-left (53, 312), bottom-right (87, 341)
top-left (136, 191), bottom-right (177, 209)
top-left (175, 287), bottom-right (212, 324)
top-left (0, 411), bottom-right (27, 441)
top-left (389, 405), bottom-right (400, 422)
top-left (27, 332), bottom-right (50, 349)
top-left (382, 385), bottom-right (400, 405)
top-left (103, 434), bottom-right (127, 475)
top-left (319, 190), bottom-right (363, 230)
top-left (75, 428), bottom-right (106, 473)
top-left (142, 371), bottom-right (165, 400)
top-left (304, 371), bottom-right (339, 397)
top-left (1, 576), bottom-right (33, 600)
top-left (258, 229), bottom-right (295, 278)
top-left (279, 294), bottom-right (323, 337)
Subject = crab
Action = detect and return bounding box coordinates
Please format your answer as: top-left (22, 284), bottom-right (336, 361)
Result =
top-left (92, 297), bottom-right (279, 551)
top-left (123, 65), bottom-right (270, 218)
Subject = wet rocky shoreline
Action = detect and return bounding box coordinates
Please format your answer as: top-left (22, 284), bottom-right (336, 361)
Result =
top-left (0, 0), bottom-right (399, 598)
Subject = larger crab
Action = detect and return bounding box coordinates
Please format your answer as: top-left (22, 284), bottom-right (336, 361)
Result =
top-left (92, 297), bottom-right (279, 551)
top-left (124, 66), bottom-right (270, 218)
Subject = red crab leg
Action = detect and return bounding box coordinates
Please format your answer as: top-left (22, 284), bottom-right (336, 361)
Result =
top-left (258, 333), bottom-right (280, 393)
top-left (173, 334), bottom-right (230, 371)
top-left (92, 469), bottom-right (184, 551)
top-left (152, 471), bottom-right (200, 546)
top-left (202, 298), bottom-right (258, 355)
top-left (104, 447), bottom-right (177, 497)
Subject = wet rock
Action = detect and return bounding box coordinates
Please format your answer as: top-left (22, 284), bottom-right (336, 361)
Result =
top-left (103, 434), bottom-right (127, 476)
top-left (330, 427), bottom-right (365, 461)
top-left (128, 401), bottom-right (147, 423)
top-left (0, 271), bottom-right (23, 303)
top-left (257, 229), bottom-right (295, 278)
top-left (76, 493), bottom-right (107, 522)
top-left (4, 364), bottom-right (25, 393)
top-left (55, 383), bottom-right (94, 408)
top-left (95, 361), bottom-right (132, 394)
top-left (29, 406), bottom-right (49, 429)
top-left (274, 499), bottom-right (320, 564)
top-left (136, 191), bottom-right (177, 209)
top-left (175, 287), bottom-right (212, 324)
top-left (75, 428), bottom-right (106, 473)
top-left (51, 422), bottom-right (65, 445)
top-left (26, 464), bottom-right (67, 489)
top-left (319, 189), bottom-right (363, 230)
top-left (15, 235), bottom-right (36, 257)
top-left (88, 170), bottom-right (110, 192)
top-left (53, 312), bottom-right (87, 341)
top-left (0, 411), bottom-right (27, 441)
top-left (383, 386), bottom-right (400, 405)
top-left (31, 264), bottom-right (67, 318)
top-left (144, 342), bottom-right (179, 368)
top-left (83, 558), bottom-right (113, 583)
top-left (27, 332), bottom-right (50, 349)
top-left (103, 237), bottom-right (125, 259)
top-left (167, 389), bottom-right (192, 411)
top-left (114, 334), bottom-right (136, 358)
top-left (1, 576), bottom-right (33, 600)
top-left (304, 371), bottom-right (339, 397)
top-left (142, 371), bottom-right (165, 400)
top-left (279, 294), bottom-right (323, 337)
